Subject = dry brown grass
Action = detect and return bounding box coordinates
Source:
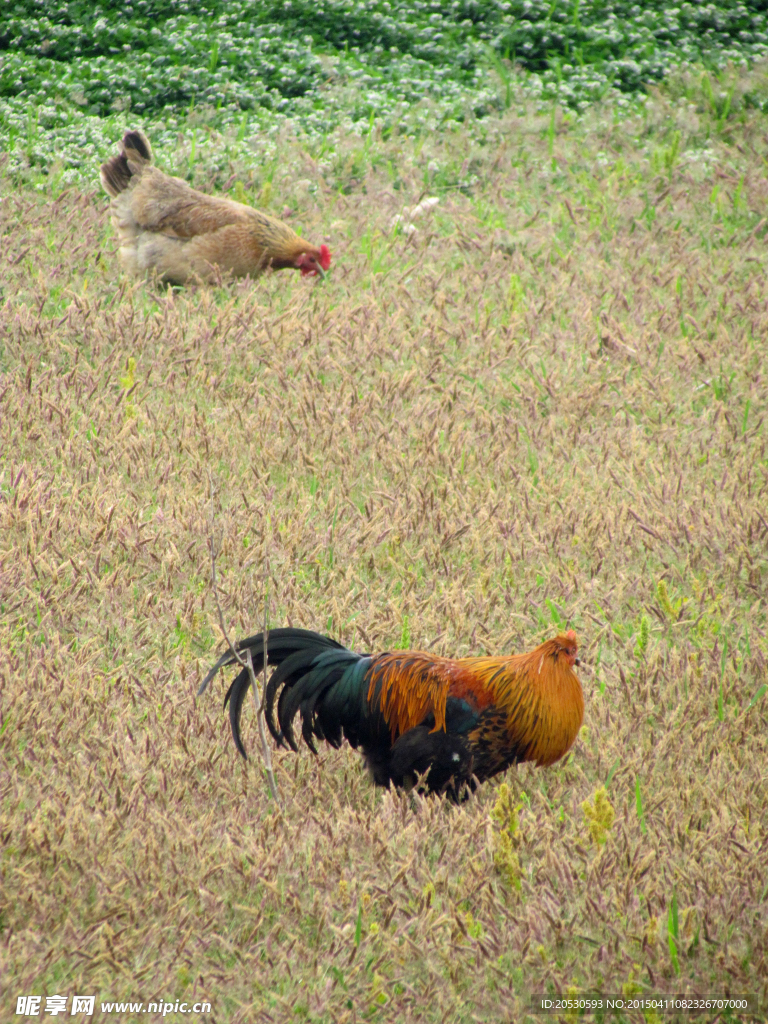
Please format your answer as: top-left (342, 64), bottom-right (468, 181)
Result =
top-left (1, 98), bottom-right (767, 1022)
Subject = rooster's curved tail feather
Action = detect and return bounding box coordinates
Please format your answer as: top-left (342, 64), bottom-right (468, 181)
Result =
top-left (199, 628), bottom-right (374, 758)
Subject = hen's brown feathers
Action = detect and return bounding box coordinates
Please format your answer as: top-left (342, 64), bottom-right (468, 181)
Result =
top-left (99, 130), bottom-right (152, 198)
top-left (100, 129), bottom-right (331, 284)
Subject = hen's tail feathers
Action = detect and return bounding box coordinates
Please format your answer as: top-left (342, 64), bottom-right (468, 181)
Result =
top-left (199, 628), bottom-right (363, 759)
top-left (100, 130), bottom-right (153, 197)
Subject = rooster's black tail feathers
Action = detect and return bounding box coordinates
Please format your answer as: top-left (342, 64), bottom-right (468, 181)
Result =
top-left (200, 626), bottom-right (480, 798)
top-left (199, 628), bottom-right (366, 758)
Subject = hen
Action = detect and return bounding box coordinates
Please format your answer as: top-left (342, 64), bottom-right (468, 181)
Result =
top-left (200, 628), bottom-right (584, 799)
top-left (100, 130), bottom-right (331, 285)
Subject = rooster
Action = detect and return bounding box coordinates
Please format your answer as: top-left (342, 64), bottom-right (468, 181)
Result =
top-left (199, 628), bottom-right (584, 799)
top-left (100, 130), bottom-right (331, 285)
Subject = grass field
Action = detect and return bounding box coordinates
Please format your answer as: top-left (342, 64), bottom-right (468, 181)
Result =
top-left (5, 0), bottom-right (768, 183)
top-left (1, 78), bottom-right (768, 1022)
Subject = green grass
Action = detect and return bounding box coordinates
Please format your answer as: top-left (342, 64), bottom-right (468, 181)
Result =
top-left (1, 84), bottom-right (768, 1021)
top-left (4, 0), bottom-right (768, 184)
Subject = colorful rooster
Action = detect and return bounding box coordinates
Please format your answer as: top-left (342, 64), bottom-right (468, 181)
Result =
top-left (100, 130), bottom-right (331, 285)
top-left (200, 628), bottom-right (584, 799)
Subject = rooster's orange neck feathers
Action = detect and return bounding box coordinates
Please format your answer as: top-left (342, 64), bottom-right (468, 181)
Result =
top-left (368, 633), bottom-right (584, 767)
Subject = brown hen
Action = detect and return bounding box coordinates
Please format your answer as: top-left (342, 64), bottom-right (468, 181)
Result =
top-left (100, 130), bottom-right (331, 285)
